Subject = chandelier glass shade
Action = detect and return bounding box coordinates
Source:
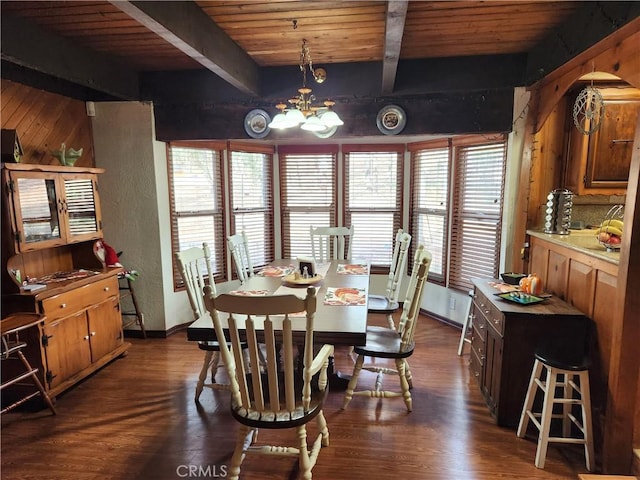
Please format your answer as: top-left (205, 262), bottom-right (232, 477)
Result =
top-left (268, 39), bottom-right (343, 132)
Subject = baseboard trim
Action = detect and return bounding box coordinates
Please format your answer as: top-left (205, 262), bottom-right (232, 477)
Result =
top-left (124, 321), bottom-right (191, 339)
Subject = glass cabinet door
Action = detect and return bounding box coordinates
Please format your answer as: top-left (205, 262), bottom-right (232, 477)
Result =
top-left (6, 169), bottom-right (103, 252)
top-left (63, 174), bottom-right (101, 241)
top-left (13, 173), bottom-right (65, 250)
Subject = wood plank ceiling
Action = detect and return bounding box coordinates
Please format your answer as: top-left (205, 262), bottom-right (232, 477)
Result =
top-left (1, 0), bottom-right (584, 93)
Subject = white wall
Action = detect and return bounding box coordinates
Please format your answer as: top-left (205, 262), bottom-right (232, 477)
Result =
top-left (91, 101), bottom-right (192, 333)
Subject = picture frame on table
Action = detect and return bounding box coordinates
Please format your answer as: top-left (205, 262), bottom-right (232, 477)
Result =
top-left (296, 256), bottom-right (316, 278)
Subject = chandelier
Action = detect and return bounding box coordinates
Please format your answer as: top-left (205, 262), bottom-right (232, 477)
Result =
top-left (268, 39), bottom-right (343, 132)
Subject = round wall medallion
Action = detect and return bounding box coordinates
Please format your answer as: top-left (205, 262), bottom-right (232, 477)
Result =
top-left (376, 105), bottom-right (406, 135)
top-left (244, 109), bottom-right (271, 139)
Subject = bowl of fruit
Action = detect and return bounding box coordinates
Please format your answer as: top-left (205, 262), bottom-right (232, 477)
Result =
top-left (596, 205), bottom-right (624, 252)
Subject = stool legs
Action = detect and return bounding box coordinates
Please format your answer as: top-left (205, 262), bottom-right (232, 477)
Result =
top-left (457, 290), bottom-right (474, 356)
top-left (517, 359), bottom-right (594, 471)
top-left (1, 348), bottom-right (57, 415)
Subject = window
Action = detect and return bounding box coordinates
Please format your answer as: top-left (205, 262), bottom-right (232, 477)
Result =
top-left (449, 138), bottom-right (506, 291)
top-left (228, 143), bottom-right (275, 271)
top-left (279, 145), bottom-right (338, 259)
top-left (410, 136), bottom-right (506, 291)
top-left (409, 140), bottom-right (450, 281)
top-left (167, 142), bottom-right (225, 287)
top-left (344, 145), bottom-right (403, 267)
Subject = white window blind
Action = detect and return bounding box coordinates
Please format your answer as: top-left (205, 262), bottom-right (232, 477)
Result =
top-left (167, 142), bottom-right (225, 287)
top-left (279, 146), bottom-right (337, 259)
top-left (449, 140), bottom-right (506, 291)
top-left (344, 147), bottom-right (403, 267)
top-left (410, 145), bottom-right (450, 281)
top-left (229, 147), bottom-right (275, 273)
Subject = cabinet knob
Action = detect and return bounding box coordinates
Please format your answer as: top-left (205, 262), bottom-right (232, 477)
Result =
top-left (479, 324), bottom-right (485, 330)
top-left (104, 287), bottom-right (109, 292)
top-left (474, 371), bottom-right (480, 378)
top-left (84, 335), bottom-right (90, 340)
top-left (90, 331), bottom-right (96, 336)
top-left (60, 303), bottom-right (67, 309)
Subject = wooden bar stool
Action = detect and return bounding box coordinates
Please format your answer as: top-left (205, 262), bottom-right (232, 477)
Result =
top-left (516, 327), bottom-right (594, 471)
top-left (119, 274), bottom-right (146, 338)
top-left (1, 313), bottom-right (57, 415)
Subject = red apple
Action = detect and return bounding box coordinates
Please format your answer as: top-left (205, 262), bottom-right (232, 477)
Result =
top-left (608, 234), bottom-right (621, 245)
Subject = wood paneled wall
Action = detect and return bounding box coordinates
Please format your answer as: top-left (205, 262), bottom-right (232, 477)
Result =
top-left (1, 79), bottom-right (94, 167)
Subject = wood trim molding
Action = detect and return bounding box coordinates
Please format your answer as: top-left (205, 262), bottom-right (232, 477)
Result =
top-left (532, 22), bottom-right (640, 132)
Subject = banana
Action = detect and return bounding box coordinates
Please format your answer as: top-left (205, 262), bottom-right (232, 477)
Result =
top-left (600, 219), bottom-right (624, 230)
top-left (601, 225), bottom-right (623, 237)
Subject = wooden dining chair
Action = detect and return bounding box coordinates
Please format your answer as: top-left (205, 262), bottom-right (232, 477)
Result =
top-left (176, 242), bottom-right (236, 401)
top-left (309, 225), bottom-right (354, 263)
top-left (227, 231), bottom-right (254, 283)
top-left (367, 229), bottom-right (411, 330)
top-left (342, 245), bottom-right (432, 412)
top-left (203, 286), bottom-right (334, 480)
top-left (1, 313), bottom-right (57, 415)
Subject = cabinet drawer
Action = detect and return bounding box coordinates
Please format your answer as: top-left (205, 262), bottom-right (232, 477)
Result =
top-left (471, 323), bottom-right (485, 360)
top-left (42, 277), bottom-right (119, 322)
top-left (469, 347), bottom-right (483, 385)
top-left (475, 290), bottom-right (504, 336)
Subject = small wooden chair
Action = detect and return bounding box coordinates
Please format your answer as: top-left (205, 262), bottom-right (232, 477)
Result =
top-left (176, 242), bottom-right (236, 401)
top-left (342, 245), bottom-right (432, 412)
top-left (367, 229), bottom-right (411, 330)
top-left (309, 225), bottom-right (354, 263)
top-left (227, 231), bottom-right (254, 283)
top-left (204, 286), bottom-right (333, 480)
top-left (1, 313), bottom-right (57, 415)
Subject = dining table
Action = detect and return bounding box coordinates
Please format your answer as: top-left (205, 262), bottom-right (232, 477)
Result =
top-left (186, 259), bottom-right (371, 388)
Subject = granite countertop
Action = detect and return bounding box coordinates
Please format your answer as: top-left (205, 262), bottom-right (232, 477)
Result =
top-left (527, 229), bottom-right (620, 265)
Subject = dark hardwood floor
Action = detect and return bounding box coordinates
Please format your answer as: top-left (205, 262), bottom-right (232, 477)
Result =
top-left (1, 313), bottom-right (589, 479)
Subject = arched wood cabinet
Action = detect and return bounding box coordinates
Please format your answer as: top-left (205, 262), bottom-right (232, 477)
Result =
top-left (1, 163), bottom-right (129, 404)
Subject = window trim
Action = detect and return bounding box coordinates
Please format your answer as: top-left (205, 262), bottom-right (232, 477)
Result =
top-left (167, 141), bottom-right (226, 290)
top-left (343, 144), bottom-right (405, 273)
top-left (227, 142), bottom-right (276, 279)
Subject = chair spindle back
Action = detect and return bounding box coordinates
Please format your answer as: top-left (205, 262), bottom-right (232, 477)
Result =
top-left (204, 287), bottom-right (323, 413)
top-left (175, 243), bottom-right (214, 319)
top-left (397, 245), bottom-right (432, 352)
top-left (310, 225), bottom-right (354, 263)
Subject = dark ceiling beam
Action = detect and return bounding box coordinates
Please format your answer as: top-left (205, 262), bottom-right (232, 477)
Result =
top-left (381, 0), bottom-right (408, 94)
top-left (111, 1), bottom-right (260, 96)
top-left (0, 14), bottom-right (139, 100)
top-left (525, 1), bottom-right (640, 85)
top-left (142, 54), bottom-right (525, 107)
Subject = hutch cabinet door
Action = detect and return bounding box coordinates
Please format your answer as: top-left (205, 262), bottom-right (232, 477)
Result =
top-left (3, 166), bottom-right (103, 253)
top-left (42, 311), bottom-right (93, 389)
top-left (87, 296), bottom-right (123, 362)
top-left (5, 170), bottom-right (66, 252)
top-left (61, 173), bottom-right (103, 244)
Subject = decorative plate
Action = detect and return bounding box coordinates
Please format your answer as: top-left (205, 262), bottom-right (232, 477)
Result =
top-left (376, 104), bottom-right (406, 135)
top-left (244, 109), bottom-right (271, 139)
top-left (495, 292), bottom-right (545, 305)
top-left (312, 125), bottom-right (338, 139)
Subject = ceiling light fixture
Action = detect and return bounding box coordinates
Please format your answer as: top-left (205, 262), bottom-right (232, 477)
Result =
top-left (268, 39), bottom-right (343, 133)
